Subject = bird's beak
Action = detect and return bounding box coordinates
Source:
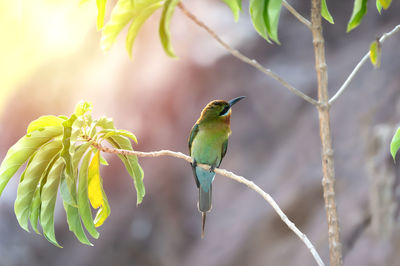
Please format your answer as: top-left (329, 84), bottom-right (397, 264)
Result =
top-left (228, 96), bottom-right (246, 107)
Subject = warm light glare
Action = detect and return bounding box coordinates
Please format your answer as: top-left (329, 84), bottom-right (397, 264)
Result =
top-left (0, 0), bottom-right (96, 114)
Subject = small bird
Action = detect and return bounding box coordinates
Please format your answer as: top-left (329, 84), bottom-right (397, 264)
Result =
top-left (188, 96), bottom-right (245, 238)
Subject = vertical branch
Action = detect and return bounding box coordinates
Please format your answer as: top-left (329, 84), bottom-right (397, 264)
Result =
top-left (310, 0), bottom-right (343, 265)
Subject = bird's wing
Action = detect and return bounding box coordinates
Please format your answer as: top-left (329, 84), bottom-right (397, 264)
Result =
top-left (219, 139), bottom-right (229, 167)
top-left (188, 123), bottom-right (199, 155)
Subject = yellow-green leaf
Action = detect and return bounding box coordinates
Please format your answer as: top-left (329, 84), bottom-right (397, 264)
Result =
top-left (100, 129), bottom-right (138, 143)
top-left (29, 187), bottom-right (42, 234)
top-left (97, 0), bottom-right (107, 30)
top-left (159, 0), bottom-right (180, 57)
top-left (101, 0), bottom-right (136, 51)
top-left (74, 100), bottom-right (93, 117)
top-left (78, 150), bottom-right (100, 238)
top-left (100, 155), bottom-right (109, 166)
top-left (391, 127), bottom-right (400, 162)
top-left (0, 127), bottom-right (63, 196)
top-left (222, 0), bottom-right (242, 22)
top-left (321, 0), bottom-right (334, 24)
top-left (14, 140), bottom-right (62, 231)
top-left (379, 0), bottom-right (392, 9)
top-left (63, 202), bottom-right (92, 246)
top-left (88, 151), bottom-right (110, 227)
top-left (60, 115), bottom-right (78, 206)
top-left (126, 2), bottom-right (163, 58)
top-left (107, 135), bottom-right (145, 205)
top-left (40, 158), bottom-right (64, 248)
top-left (369, 39), bottom-right (381, 68)
top-left (347, 0), bottom-right (368, 33)
top-left (376, 0), bottom-right (383, 14)
top-left (27, 115), bottom-right (64, 134)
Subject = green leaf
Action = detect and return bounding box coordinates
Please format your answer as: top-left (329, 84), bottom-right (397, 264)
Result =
top-left (347, 0), bottom-right (368, 33)
top-left (74, 101), bottom-right (93, 117)
top-left (40, 158), bottom-right (64, 248)
top-left (126, 2), bottom-right (163, 58)
top-left (73, 142), bottom-right (93, 169)
top-left (100, 129), bottom-right (138, 143)
top-left (27, 116), bottom-right (64, 134)
top-left (250, 0), bottom-right (283, 44)
top-left (59, 173), bottom-right (76, 207)
top-left (88, 151), bottom-right (110, 227)
top-left (369, 39), bottom-right (381, 68)
top-left (378, 0), bottom-right (392, 9)
top-left (60, 138), bottom-right (89, 208)
top-left (321, 0), bottom-right (334, 24)
top-left (29, 187), bottom-right (42, 234)
top-left (94, 116), bottom-right (115, 130)
top-left (390, 127), bottom-right (400, 162)
top-left (14, 140), bottom-right (62, 231)
top-left (60, 115), bottom-right (78, 206)
top-left (376, 0), bottom-right (382, 14)
top-left (266, 0), bottom-right (282, 44)
top-left (30, 153), bottom-right (61, 234)
top-left (0, 127), bottom-right (63, 197)
top-left (78, 150), bottom-right (100, 238)
top-left (63, 203), bottom-right (92, 246)
top-left (159, 0), bottom-right (180, 57)
top-left (100, 155), bottom-right (109, 166)
top-left (101, 0), bottom-right (136, 51)
top-left (107, 135), bottom-right (145, 204)
top-left (222, 0), bottom-right (242, 22)
top-left (97, 0), bottom-right (107, 30)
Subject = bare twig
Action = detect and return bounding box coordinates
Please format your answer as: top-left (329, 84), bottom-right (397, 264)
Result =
top-left (283, 0), bottom-right (312, 29)
top-left (177, 2), bottom-right (319, 106)
top-left (86, 136), bottom-right (324, 266)
top-left (311, 0), bottom-right (343, 265)
top-left (329, 24), bottom-right (400, 105)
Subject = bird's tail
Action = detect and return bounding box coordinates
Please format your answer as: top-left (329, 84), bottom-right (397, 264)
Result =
top-left (198, 184), bottom-right (212, 212)
top-left (198, 185), bottom-right (212, 238)
top-left (201, 212), bottom-right (206, 239)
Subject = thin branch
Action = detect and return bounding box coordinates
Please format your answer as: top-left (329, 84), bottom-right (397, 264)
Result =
top-left (177, 2), bottom-right (319, 106)
top-left (282, 0), bottom-right (312, 29)
top-left (329, 24), bottom-right (400, 105)
top-left (86, 137), bottom-right (324, 266)
top-left (311, 0), bottom-right (343, 264)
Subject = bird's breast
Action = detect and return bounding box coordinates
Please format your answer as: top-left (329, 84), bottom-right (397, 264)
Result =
top-left (191, 127), bottom-right (230, 165)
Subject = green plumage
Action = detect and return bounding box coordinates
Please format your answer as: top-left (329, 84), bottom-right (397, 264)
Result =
top-left (188, 96), bottom-right (245, 238)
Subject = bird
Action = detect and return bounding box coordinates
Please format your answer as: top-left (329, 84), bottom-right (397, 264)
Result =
top-left (188, 96), bottom-right (245, 238)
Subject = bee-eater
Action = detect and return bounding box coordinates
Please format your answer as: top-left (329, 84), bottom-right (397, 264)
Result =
top-left (188, 96), bottom-right (245, 238)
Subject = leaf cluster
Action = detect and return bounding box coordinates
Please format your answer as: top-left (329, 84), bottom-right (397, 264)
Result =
top-left (85, 0), bottom-right (334, 57)
top-left (348, 0), bottom-right (392, 32)
top-left (0, 101), bottom-right (144, 247)
top-left (85, 0), bottom-right (395, 59)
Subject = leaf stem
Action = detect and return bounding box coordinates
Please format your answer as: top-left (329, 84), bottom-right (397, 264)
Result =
top-left (177, 2), bottom-right (319, 106)
top-left (329, 24), bottom-right (400, 105)
top-left (84, 135), bottom-right (325, 266)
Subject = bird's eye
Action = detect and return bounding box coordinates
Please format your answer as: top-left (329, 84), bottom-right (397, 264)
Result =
top-left (219, 106), bottom-right (230, 116)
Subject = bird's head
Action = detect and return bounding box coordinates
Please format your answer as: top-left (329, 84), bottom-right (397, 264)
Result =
top-left (197, 96), bottom-right (245, 124)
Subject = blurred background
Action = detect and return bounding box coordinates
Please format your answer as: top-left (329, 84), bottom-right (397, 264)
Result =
top-left (0, 0), bottom-right (400, 265)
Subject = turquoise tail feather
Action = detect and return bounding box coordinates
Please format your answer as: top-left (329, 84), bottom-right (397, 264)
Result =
top-left (195, 167), bottom-right (215, 212)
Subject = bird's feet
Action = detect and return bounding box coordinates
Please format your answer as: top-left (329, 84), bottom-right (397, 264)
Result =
top-left (209, 165), bottom-right (215, 173)
top-left (191, 160), bottom-right (197, 168)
